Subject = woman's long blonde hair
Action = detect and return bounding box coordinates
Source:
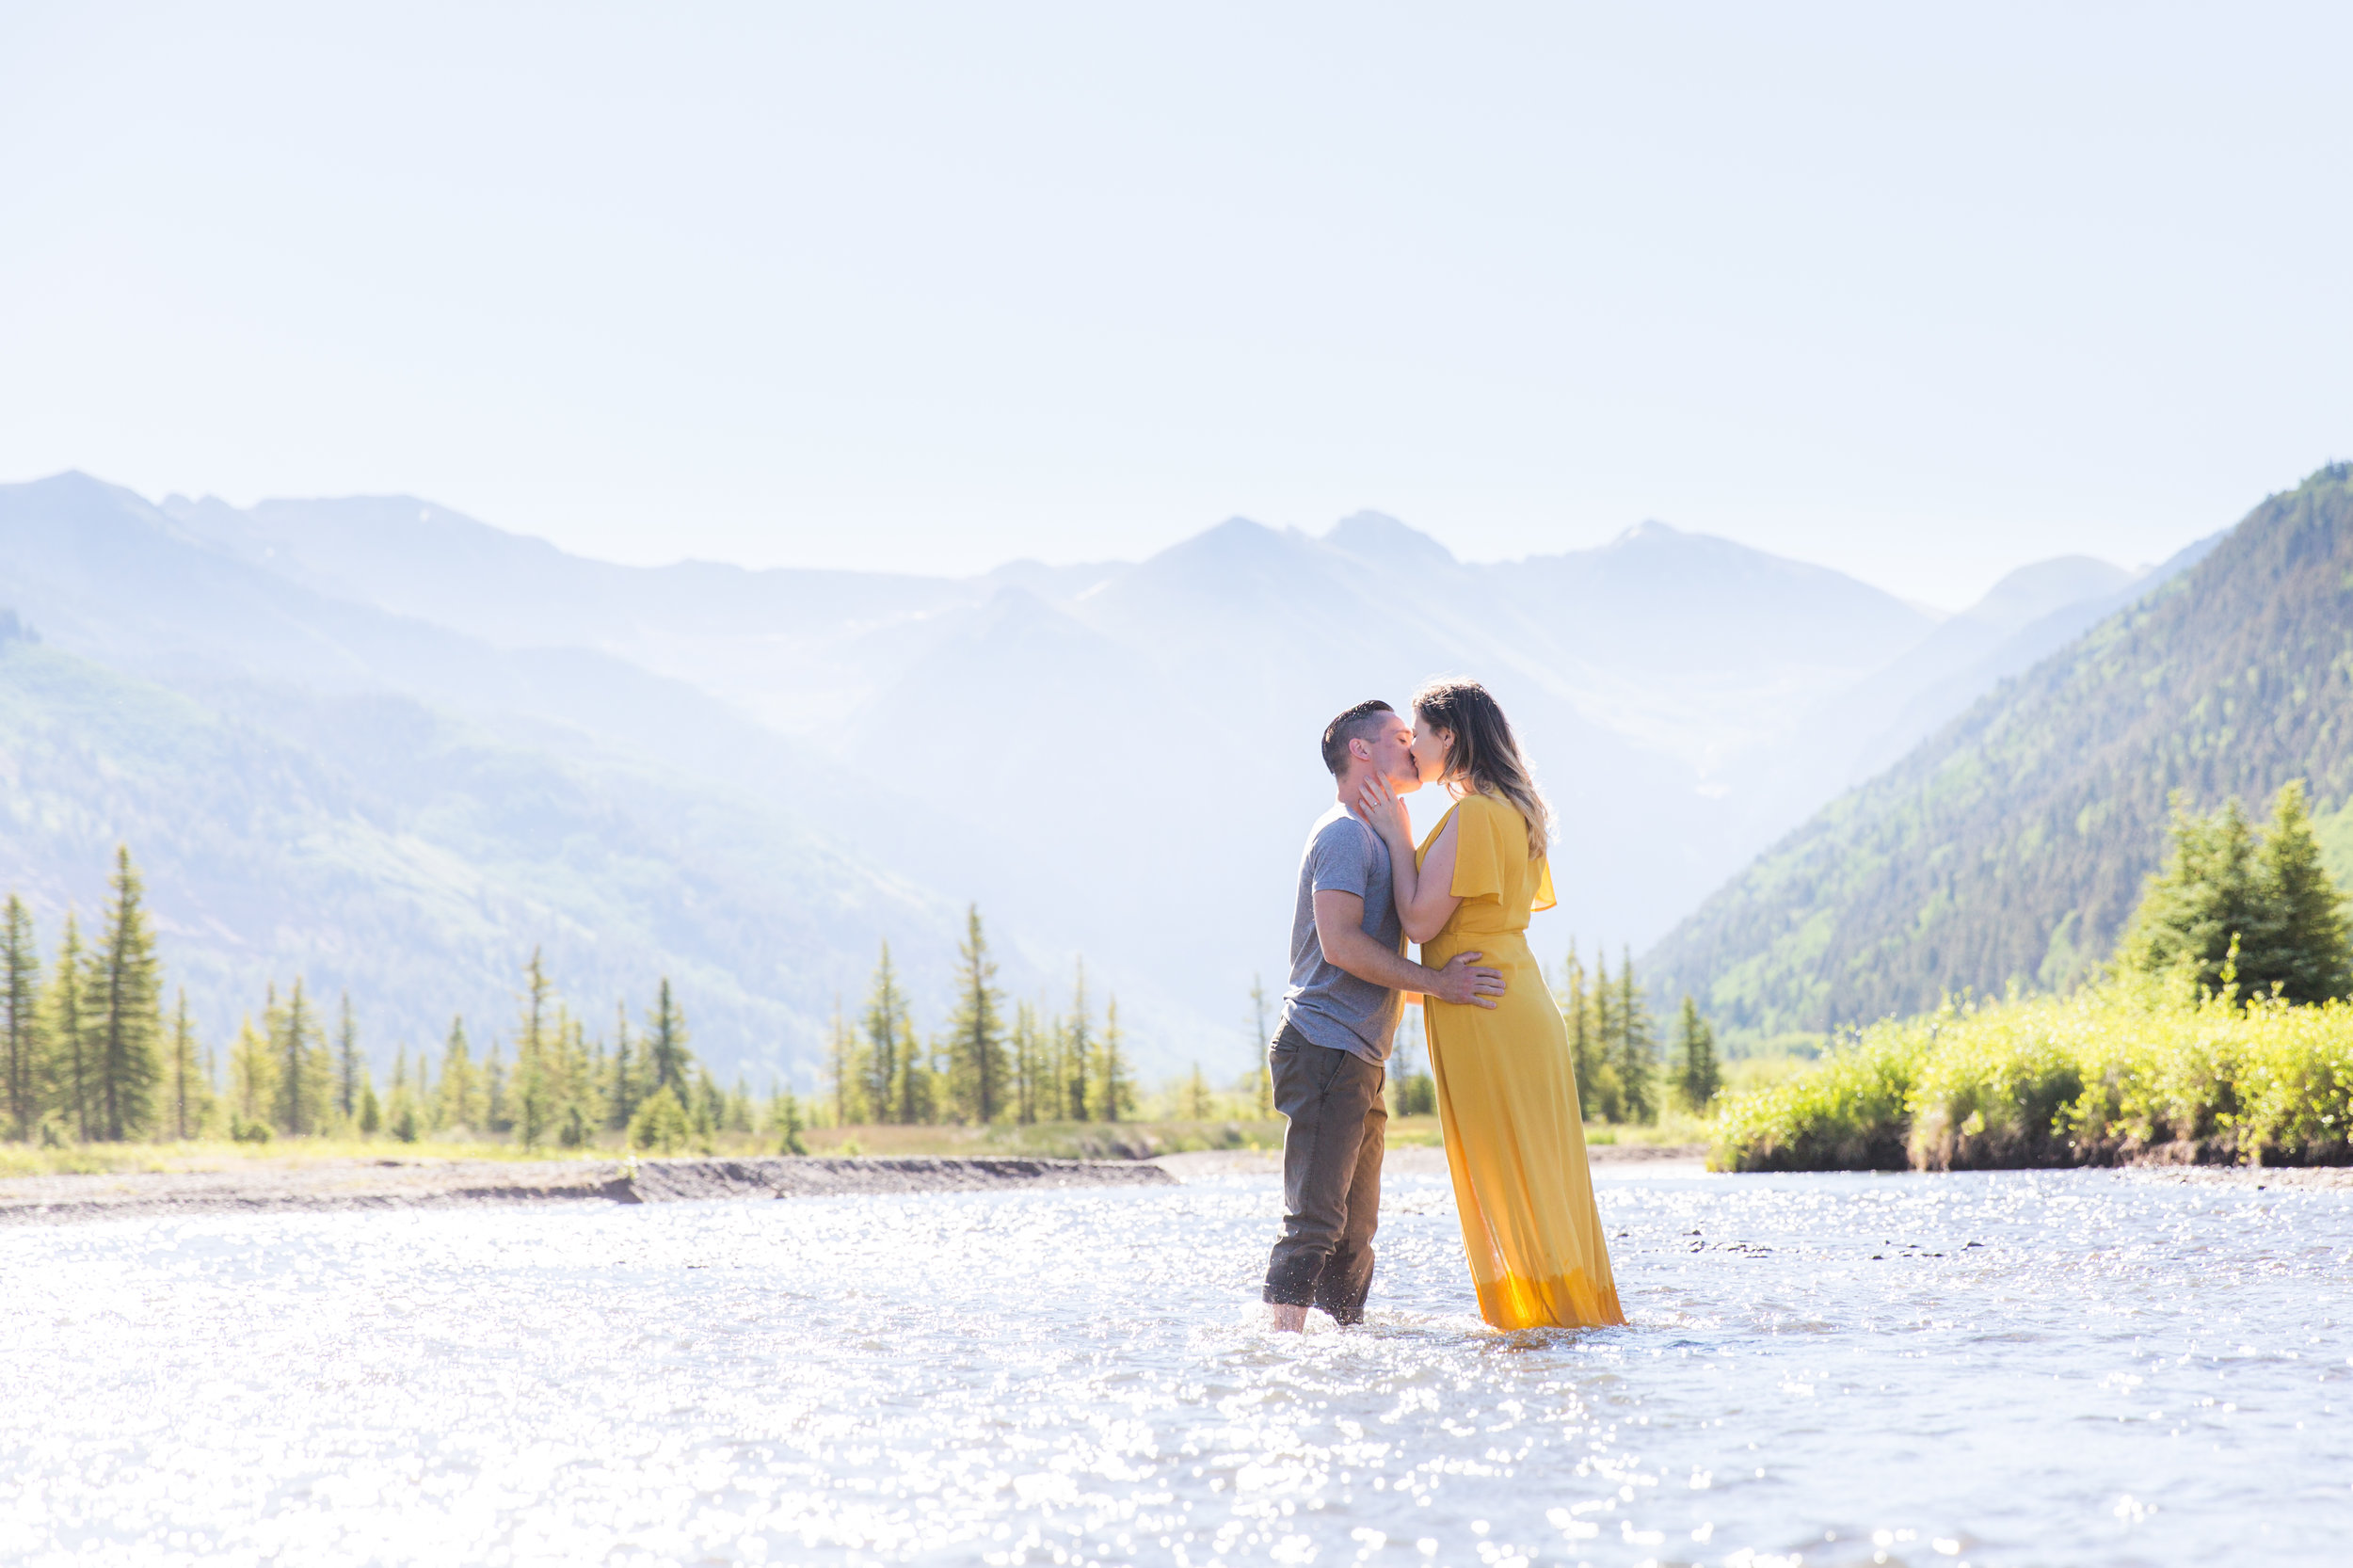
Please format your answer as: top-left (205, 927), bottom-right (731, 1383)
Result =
top-left (1411, 678), bottom-right (1552, 859)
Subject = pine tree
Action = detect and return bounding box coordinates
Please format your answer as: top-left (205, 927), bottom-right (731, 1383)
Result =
top-left (895, 1026), bottom-right (936, 1127)
top-left (272, 978), bottom-right (330, 1137)
top-left (411, 1042), bottom-right (440, 1133)
top-left (1249, 973), bottom-right (1272, 1120)
top-left (646, 978), bottom-right (692, 1101)
top-left (3, 896), bottom-right (40, 1142)
top-left (690, 1066), bottom-right (721, 1144)
top-left (946, 905), bottom-right (1010, 1125)
top-left (87, 847), bottom-right (163, 1141)
top-left (861, 946), bottom-right (906, 1125)
top-left (629, 1083), bottom-right (688, 1153)
top-left (1592, 946), bottom-right (1618, 1052)
top-left (387, 1042), bottom-right (419, 1144)
top-left (768, 1079), bottom-right (809, 1155)
top-left (824, 995), bottom-right (863, 1127)
top-left (584, 1024), bottom-right (609, 1144)
top-left (358, 1074), bottom-right (381, 1136)
top-left (2117, 793), bottom-right (2269, 996)
top-left (167, 989), bottom-right (212, 1140)
top-left (1674, 995), bottom-right (1721, 1112)
top-left (1064, 962), bottom-right (1094, 1123)
top-left (513, 950), bottom-right (555, 1149)
top-left (1096, 995), bottom-right (1133, 1123)
top-left (485, 1039), bottom-right (511, 1133)
top-left (608, 1000), bottom-right (638, 1131)
top-left (335, 992), bottom-right (361, 1122)
top-left (1009, 1001), bottom-right (1038, 1126)
top-left (440, 1017), bottom-right (482, 1131)
top-left (1390, 1023), bottom-right (1438, 1117)
top-left (2249, 780), bottom-right (2352, 1003)
top-left (552, 1014), bottom-right (594, 1148)
top-left (1184, 1062), bottom-right (1212, 1120)
top-left (1561, 941), bottom-right (1602, 1112)
top-left (1615, 948), bottom-right (1657, 1124)
top-left (230, 1015), bottom-right (275, 1131)
top-left (44, 913), bottom-right (92, 1142)
top-left (1581, 945), bottom-right (1624, 1123)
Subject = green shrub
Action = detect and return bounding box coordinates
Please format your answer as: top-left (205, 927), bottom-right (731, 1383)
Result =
top-left (1705, 1020), bottom-right (1923, 1171)
top-left (1709, 983), bottom-right (2353, 1171)
top-left (628, 1085), bottom-right (690, 1154)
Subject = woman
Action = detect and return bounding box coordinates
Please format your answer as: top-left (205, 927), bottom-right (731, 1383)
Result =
top-left (1355, 678), bottom-right (1625, 1330)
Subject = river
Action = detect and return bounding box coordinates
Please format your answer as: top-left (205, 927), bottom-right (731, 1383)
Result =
top-left (2, 1166), bottom-right (2345, 1566)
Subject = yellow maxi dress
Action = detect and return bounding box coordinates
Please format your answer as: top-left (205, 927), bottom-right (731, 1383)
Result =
top-left (1417, 793), bottom-right (1625, 1330)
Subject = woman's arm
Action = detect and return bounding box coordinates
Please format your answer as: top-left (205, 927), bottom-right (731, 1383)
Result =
top-left (1354, 776), bottom-right (1464, 944)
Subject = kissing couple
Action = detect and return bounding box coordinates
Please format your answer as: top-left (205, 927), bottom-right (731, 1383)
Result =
top-left (1263, 678), bottom-right (1625, 1333)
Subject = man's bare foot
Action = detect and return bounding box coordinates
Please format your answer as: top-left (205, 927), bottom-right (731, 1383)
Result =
top-left (1269, 1303), bottom-right (1309, 1332)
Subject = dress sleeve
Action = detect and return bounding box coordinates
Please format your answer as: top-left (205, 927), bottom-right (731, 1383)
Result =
top-left (1530, 855), bottom-right (1558, 915)
top-left (1448, 797), bottom-right (1505, 903)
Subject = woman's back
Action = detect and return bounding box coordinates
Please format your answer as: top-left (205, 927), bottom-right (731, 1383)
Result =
top-left (1422, 792), bottom-right (1554, 952)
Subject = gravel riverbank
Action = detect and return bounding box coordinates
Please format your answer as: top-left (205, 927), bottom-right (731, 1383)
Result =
top-left (1146, 1143), bottom-right (1711, 1180)
top-left (0, 1155), bottom-right (1175, 1224)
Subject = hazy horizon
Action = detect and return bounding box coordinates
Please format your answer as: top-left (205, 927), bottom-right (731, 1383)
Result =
top-left (19, 464), bottom-right (2190, 617)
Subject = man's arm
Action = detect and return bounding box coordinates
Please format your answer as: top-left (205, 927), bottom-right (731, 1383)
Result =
top-left (1313, 890), bottom-right (1504, 1008)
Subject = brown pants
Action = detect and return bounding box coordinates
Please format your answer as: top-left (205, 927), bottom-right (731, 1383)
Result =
top-left (1261, 1020), bottom-right (1387, 1323)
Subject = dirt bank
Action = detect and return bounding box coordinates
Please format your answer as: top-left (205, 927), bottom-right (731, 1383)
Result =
top-left (0, 1155), bottom-right (1174, 1225)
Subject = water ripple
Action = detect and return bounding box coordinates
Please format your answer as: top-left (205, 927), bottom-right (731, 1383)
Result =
top-left (1, 1169), bottom-right (2345, 1566)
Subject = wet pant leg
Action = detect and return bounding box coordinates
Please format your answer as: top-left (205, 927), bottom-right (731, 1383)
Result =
top-left (1262, 1021), bottom-right (1388, 1323)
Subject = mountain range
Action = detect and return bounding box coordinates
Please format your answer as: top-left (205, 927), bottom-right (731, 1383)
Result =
top-left (1646, 463), bottom-right (2353, 1043)
top-left (0, 471), bottom-right (2178, 1082)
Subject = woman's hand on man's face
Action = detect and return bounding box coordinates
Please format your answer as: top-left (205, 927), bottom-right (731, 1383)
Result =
top-left (1353, 773), bottom-right (1413, 844)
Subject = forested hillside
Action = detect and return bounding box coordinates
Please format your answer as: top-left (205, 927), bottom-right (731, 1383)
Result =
top-left (1647, 464), bottom-right (2353, 1044)
top-left (0, 630), bottom-right (972, 1073)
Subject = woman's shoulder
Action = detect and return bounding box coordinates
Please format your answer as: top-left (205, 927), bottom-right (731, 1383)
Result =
top-left (1459, 791), bottom-right (1539, 857)
top-left (1456, 791), bottom-right (1512, 821)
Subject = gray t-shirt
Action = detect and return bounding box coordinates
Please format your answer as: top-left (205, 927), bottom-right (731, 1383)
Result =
top-left (1279, 803), bottom-right (1405, 1064)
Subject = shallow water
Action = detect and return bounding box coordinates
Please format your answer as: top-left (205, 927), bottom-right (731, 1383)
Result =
top-left (2, 1168), bottom-right (2347, 1567)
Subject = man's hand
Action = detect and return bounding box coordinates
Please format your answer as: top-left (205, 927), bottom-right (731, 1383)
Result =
top-left (1427, 951), bottom-right (1505, 1008)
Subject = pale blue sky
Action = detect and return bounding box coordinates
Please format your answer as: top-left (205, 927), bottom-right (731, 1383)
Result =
top-left (4, 2), bottom-right (2347, 607)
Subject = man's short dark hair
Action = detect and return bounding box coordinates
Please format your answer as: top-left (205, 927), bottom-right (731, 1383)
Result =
top-left (1321, 699), bottom-right (1396, 776)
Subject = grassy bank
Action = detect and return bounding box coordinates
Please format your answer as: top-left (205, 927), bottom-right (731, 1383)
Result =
top-left (1710, 983), bottom-right (2353, 1172)
top-left (0, 1104), bottom-right (1723, 1177)
top-left (803, 1117), bottom-right (1289, 1160)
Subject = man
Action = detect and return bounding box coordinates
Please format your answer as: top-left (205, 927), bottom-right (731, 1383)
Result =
top-left (1263, 698), bottom-right (1505, 1330)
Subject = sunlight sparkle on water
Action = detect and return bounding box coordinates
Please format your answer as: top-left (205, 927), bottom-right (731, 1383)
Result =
top-left (2, 1169), bottom-right (2347, 1566)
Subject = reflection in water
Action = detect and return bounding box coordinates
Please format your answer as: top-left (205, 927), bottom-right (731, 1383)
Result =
top-left (2, 1169), bottom-right (2346, 1566)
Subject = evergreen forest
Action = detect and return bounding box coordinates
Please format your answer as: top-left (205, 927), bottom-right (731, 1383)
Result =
top-left (1550, 943), bottom-right (1721, 1126)
top-left (0, 848), bottom-right (1279, 1156)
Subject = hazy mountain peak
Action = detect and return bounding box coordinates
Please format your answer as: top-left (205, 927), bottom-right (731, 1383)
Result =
top-left (1199, 514), bottom-right (1286, 547)
top-left (1963, 554), bottom-right (2132, 632)
top-left (1322, 510), bottom-right (1455, 570)
top-left (1128, 516), bottom-right (1301, 584)
top-left (1607, 519), bottom-right (1684, 548)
